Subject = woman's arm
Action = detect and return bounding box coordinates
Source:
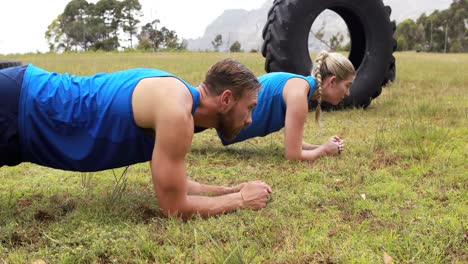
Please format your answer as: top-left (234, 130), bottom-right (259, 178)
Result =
top-left (302, 141), bottom-right (320, 150)
top-left (303, 136), bottom-right (344, 153)
top-left (283, 79), bottom-right (341, 161)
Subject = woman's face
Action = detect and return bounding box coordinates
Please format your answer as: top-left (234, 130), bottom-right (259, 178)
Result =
top-left (322, 75), bottom-right (354, 105)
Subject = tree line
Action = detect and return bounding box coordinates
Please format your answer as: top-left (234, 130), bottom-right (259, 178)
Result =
top-left (45, 0), bottom-right (466, 53)
top-left (45, 0), bottom-right (186, 52)
top-left (395, 0), bottom-right (467, 53)
top-left (312, 0), bottom-right (466, 53)
top-left (211, 34), bottom-right (243, 52)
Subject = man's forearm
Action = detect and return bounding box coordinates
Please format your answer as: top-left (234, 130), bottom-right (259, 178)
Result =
top-left (174, 192), bottom-right (244, 219)
top-left (187, 180), bottom-right (234, 196)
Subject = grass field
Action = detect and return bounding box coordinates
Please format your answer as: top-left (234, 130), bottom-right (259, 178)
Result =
top-left (0, 51), bottom-right (466, 263)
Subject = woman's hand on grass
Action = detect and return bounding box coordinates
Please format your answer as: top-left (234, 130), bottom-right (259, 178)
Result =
top-left (322, 136), bottom-right (344, 155)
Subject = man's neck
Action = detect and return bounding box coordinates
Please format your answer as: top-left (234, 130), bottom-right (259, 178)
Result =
top-left (193, 84), bottom-right (218, 129)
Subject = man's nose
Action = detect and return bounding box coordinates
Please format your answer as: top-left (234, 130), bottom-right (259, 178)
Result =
top-left (245, 115), bottom-right (252, 126)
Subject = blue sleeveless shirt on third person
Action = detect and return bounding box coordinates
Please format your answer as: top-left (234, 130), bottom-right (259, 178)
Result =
top-left (19, 64), bottom-right (200, 171)
top-left (219, 72), bottom-right (316, 145)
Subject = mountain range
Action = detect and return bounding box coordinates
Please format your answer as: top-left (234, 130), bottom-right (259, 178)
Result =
top-left (186, 0), bottom-right (453, 52)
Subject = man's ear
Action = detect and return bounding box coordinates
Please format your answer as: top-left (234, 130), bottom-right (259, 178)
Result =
top-left (219, 89), bottom-right (234, 111)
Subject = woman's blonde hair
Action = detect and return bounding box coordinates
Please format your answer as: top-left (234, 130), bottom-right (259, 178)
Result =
top-left (312, 50), bottom-right (355, 124)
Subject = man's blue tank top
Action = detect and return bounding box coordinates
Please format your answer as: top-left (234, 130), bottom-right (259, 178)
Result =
top-left (219, 72), bottom-right (316, 145)
top-left (19, 64), bottom-right (200, 172)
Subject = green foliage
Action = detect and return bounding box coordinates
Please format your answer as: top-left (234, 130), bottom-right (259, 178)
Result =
top-left (400, 0), bottom-right (468, 52)
top-left (0, 52), bottom-right (466, 263)
top-left (449, 40), bottom-right (463, 53)
top-left (120, 0), bottom-right (143, 49)
top-left (136, 20), bottom-right (185, 51)
top-left (137, 19), bottom-right (160, 51)
top-left (311, 20), bottom-right (348, 51)
top-left (136, 37), bottom-right (152, 50)
top-left (329, 32), bottom-right (345, 51)
top-left (395, 19), bottom-right (425, 51)
top-left (45, 0), bottom-right (143, 52)
top-left (45, 0), bottom-right (184, 52)
top-left (158, 27), bottom-right (179, 50)
top-left (338, 41), bottom-right (351, 52)
top-left (212, 34), bottom-right (223, 51)
top-left (230, 41), bottom-right (242, 52)
top-left (397, 36), bottom-right (408, 51)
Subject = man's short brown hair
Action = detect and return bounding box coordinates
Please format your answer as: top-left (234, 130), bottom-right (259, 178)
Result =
top-left (203, 58), bottom-right (261, 99)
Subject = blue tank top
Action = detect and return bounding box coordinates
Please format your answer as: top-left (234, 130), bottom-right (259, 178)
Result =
top-left (18, 64), bottom-right (200, 171)
top-left (219, 72), bottom-right (316, 145)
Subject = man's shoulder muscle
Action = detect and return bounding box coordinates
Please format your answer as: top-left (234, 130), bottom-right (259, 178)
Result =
top-left (132, 77), bottom-right (193, 129)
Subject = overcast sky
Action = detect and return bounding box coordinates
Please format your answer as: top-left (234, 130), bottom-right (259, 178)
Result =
top-left (0, 0), bottom-right (267, 55)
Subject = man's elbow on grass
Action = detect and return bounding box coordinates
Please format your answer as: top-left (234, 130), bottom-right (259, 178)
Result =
top-left (159, 204), bottom-right (188, 220)
top-left (158, 199), bottom-right (198, 220)
top-left (156, 186), bottom-right (193, 219)
top-left (284, 149), bottom-right (303, 161)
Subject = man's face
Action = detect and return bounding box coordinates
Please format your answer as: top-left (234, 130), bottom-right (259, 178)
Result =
top-left (217, 90), bottom-right (258, 140)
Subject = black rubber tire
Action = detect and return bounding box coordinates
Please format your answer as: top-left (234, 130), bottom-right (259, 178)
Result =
top-left (262, 0), bottom-right (396, 108)
top-left (0, 60), bottom-right (22, 70)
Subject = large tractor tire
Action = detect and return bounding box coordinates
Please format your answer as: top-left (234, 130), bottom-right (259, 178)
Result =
top-left (262, 0), bottom-right (397, 108)
top-left (0, 60), bottom-right (22, 70)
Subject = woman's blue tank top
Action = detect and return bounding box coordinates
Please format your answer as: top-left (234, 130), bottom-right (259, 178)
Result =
top-left (219, 72), bottom-right (316, 145)
top-left (19, 64), bottom-right (200, 171)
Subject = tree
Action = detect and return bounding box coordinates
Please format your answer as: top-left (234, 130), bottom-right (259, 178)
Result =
top-left (340, 41), bottom-right (351, 52)
top-left (310, 21), bottom-right (328, 49)
top-left (329, 32), bottom-right (345, 51)
top-left (136, 38), bottom-right (152, 50)
top-left (230, 41), bottom-right (241, 52)
top-left (449, 40), bottom-right (463, 52)
top-left (137, 20), bottom-right (184, 51)
top-left (90, 0), bottom-right (121, 51)
top-left (177, 39), bottom-right (188, 50)
top-left (45, 0), bottom-right (188, 53)
top-left (212, 34), bottom-right (223, 51)
top-left (412, 0), bottom-right (467, 53)
top-left (47, 0), bottom-right (127, 52)
top-left (60, 0), bottom-right (91, 51)
top-left (138, 19), bottom-right (160, 51)
top-left (310, 21), bottom-right (348, 51)
top-left (158, 26), bottom-right (179, 49)
top-left (120, 0), bottom-right (142, 49)
top-left (395, 19), bottom-right (425, 51)
top-left (396, 36), bottom-right (408, 51)
top-left (45, 15), bottom-right (73, 52)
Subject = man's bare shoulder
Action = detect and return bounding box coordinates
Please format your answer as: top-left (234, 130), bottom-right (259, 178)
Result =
top-left (132, 76), bottom-right (194, 129)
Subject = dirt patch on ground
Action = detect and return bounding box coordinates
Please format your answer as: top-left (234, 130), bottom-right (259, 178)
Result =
top-left (133, 203), bottom-right (163, 223)
top-left (2, 226), bottom-right (43, 248)
top-left (369, 149), bottom-right (406, 170)
top-left (339, 209), bottom-right (374, 224)
top-left (355, 209), bottom-right (374, 224)
top-left (16, 193), bottom-right (43, 208)
top-left (34, 209), bottom-right (55, 222)
top-left (268, 252), bottom-right (335, 264)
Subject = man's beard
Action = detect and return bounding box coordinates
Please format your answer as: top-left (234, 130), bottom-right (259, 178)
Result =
top-left (216, 109), bottom-right (239, 141)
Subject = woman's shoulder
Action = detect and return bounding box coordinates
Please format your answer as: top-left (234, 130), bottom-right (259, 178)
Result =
top-left (259, 71), bottom-right (302, 79)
